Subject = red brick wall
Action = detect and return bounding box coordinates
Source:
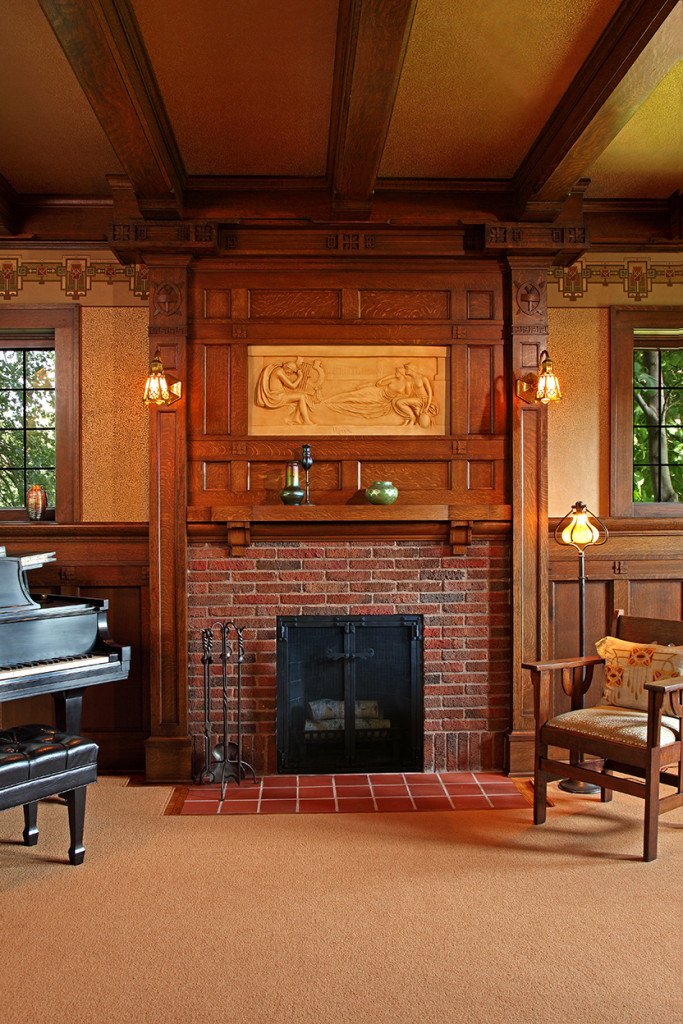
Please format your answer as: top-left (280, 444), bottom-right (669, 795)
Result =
top-left (187, 537), bottom-right (511, 776)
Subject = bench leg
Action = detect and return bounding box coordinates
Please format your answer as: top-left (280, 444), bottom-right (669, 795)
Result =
top-left (66, 786), bottom-right (87, 865)
top-left (22, 802), bottom-right (39, 846)
top-left (601, 767), bottom-right (613, 803)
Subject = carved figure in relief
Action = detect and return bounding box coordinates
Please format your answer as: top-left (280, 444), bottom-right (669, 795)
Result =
top-left (254, 356), bottom-right (439, 429)
top-left (376, 363), bottom-right (437, 426)
top-left (255, 357), bottom-right (324, 424)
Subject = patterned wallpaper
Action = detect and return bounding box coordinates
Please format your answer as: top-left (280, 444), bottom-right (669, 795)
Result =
top-left (1, 251), bottom-right (681, 307)
top-left (1, 253), bottom-right (148, 304)
top-left (548, 255), bottom-right (682, 306)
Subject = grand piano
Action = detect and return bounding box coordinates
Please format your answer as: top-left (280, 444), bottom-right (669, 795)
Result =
top-left (0, 550), bottom-right (131, 734)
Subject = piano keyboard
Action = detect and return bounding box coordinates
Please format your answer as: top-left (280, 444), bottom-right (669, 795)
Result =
top-left (0, 653), bottom-right (113, 682)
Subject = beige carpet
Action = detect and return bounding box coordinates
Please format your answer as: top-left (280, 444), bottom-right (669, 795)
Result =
top-left (1, 776), bottom-right (681, 1024)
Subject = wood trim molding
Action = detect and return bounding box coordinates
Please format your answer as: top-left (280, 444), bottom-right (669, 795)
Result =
top-left (610, 306), bottom-right (683, 517)
top-left (145, 257), bottom-right (192, 782)
top-left (507, 258), bottom-right (551, 775)
top-left (0, 305), bottom-right (81, 522)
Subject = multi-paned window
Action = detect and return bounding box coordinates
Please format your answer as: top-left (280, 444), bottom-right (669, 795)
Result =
top-left (0, 346), bottom-right (56, 509)
top-left (633, 343), bottom-right (683, 503)
top-left (611, 308), bottom-right (683, 517)
top-left (0, 307), bottom-right (80, 522)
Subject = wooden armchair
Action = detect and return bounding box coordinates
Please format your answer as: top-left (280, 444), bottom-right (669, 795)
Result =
top-left (523, 611), bottom-right (683, 861)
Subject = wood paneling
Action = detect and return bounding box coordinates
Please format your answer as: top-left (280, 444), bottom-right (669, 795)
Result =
top-left (146, 258), bottom-right (192, 782)
top-left (186, 265), bottom-right (507, 540)
top-left (507, 259), bottom-right (550, 775)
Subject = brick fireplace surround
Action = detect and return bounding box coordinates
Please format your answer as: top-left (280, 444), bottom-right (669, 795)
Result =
top-left (187, 536), bottom-right (511, 777)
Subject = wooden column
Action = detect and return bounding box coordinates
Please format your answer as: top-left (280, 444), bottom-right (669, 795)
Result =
top-left (145, 257), bottom-right (192, 781)
top-left (506, 258), bottom-right (550, 774)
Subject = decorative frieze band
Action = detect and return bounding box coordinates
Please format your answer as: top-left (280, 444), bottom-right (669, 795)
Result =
top-left (0, 255), bottom-right (148, 302)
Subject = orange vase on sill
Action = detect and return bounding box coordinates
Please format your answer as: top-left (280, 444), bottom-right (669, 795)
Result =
top-left (26, 485), bottom-right (48, 521)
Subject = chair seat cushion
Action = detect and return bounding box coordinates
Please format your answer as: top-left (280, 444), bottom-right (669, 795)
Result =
top-left (545, 705), bottom-right (680, 748)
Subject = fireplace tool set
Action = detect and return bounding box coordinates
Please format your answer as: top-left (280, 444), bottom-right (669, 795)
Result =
top-left (197, 620), bottom-right (256, 796)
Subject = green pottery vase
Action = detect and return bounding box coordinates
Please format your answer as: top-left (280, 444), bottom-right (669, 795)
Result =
top-left (365, 480), bottom-right (398, 505)
top-left (280, 462), bottom-right (305, 505)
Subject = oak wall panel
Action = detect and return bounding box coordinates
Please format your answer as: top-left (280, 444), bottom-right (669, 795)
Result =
top-left (466, 290), bottom-right (495, 320)
top-left (249, 289), bottom-right (341, 319)
top-left (359, 289), bottom-right (450, 319)
top-left (203, 289), bottom-right (231, 320)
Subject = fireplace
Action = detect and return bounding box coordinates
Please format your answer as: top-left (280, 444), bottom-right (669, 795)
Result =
top-left (188, 536), bottom-right (511, 776)
top-left (276, 614), bottom-right (423, 774)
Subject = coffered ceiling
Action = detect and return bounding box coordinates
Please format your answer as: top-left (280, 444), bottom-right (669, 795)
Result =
top-left (0, 0), bottom-right (681, 247)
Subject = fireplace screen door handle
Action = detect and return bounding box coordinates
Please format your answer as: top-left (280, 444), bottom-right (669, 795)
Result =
top-left (325, 648), bottom-right (375, 661)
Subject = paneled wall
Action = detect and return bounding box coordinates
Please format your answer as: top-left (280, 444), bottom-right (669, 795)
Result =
top-left (186, 264), bottom-right (508, 523)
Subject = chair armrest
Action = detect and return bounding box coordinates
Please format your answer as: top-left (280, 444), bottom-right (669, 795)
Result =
top-left (522, 655), bottom-right (603, 672)
top-left (645, 677), bottom-right (683, 720)
top-left (644, 677), bottom-right (683, 693)
top-left (523, 656), bottom-right (603, 723)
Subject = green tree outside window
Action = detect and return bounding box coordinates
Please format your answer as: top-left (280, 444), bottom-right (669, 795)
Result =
top-left (0, 348), bottom-right (56, 509)
top-left (633, 348), bottom-right (683, 503)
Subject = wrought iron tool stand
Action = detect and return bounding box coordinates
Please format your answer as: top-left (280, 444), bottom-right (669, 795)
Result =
top-left (198, 621), bottom-right (256, 797)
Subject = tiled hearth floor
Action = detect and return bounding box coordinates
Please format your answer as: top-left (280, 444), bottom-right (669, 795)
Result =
top-left (167, 772), bottom-right (530, 815)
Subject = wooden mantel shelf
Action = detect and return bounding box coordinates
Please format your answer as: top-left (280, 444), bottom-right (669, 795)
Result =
top-left (186, 502), bottom-right (511, 554)
top-left (187, 503), bottom-right (510, 523)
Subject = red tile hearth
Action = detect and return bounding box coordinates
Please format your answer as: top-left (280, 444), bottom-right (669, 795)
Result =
top-left (168, 772), bottom-right (528, 815)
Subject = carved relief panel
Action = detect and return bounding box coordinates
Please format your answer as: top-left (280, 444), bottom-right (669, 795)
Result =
top-left (247, 345), bottom-right (449, 436)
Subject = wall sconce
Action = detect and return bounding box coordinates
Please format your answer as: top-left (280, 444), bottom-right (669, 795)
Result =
top-left (142, 350), bottom-right (182, 406)
top-left (515, 350), bottom-right (562, 404)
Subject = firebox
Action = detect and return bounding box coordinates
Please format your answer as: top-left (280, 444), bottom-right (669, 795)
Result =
top-left (276, 614), bottom-right (423, 774)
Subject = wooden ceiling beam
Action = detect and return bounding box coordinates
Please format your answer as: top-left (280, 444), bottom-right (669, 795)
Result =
top-left (0, 173), bottom-right (21, 236)
top-left (331, 0), bottom-right (418, 219)
top-left (38, 0), bottom-right (185, 219)
top-left (514, 0), bottom-right (680, 219)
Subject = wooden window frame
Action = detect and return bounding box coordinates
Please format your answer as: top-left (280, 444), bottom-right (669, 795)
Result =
top-left (611, 305), bottom-right (683, 518)
top-left (0, 306), bottom-right (81, 522)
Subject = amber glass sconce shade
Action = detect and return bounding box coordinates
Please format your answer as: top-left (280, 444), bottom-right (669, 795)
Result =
top-left (143, 350), bottom-right (182, 406)
top-left (515, 350), bottom-right (562, 404)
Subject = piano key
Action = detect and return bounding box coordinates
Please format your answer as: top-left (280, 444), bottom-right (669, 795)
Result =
top-left (0, 652), bottom-right (113, 682)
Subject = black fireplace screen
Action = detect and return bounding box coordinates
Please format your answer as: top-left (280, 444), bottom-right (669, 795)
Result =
top-left (276, 614), bottom-right (423, 774)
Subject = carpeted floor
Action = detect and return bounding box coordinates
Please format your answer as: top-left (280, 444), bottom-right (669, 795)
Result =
top-left (171, 771), bottom-right (530, 814)
top-left (1, 775), bottom-right (681, 1024)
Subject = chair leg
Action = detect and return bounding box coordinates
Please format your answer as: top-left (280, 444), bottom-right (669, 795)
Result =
top-left (643, 771), bottom-right (659, 862)
top-left (66, 786), bottom-right (87, 865)
top-left (22, 802), bottom-right (39, 846)
top-left (534, 741), bottom-right (548, 825)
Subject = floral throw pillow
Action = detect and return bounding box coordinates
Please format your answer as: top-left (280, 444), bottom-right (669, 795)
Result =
top-left (596, 636), bottom-right (683, 715)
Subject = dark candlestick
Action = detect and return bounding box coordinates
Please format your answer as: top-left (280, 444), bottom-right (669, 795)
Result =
top-left (301, 444), bottom-right (313, 505)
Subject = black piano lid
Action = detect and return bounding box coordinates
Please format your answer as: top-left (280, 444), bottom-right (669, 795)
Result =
top-left (0, 551), bottom-right (56, 613)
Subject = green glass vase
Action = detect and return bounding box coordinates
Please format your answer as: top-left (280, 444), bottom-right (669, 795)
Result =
top-left (280, 462), bottom-right (305, 505)
top-left (365, 480), bottom-right (398, 505)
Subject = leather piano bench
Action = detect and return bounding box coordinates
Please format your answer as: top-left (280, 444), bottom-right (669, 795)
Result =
top-left (0, 725), bottom-right (98, 865)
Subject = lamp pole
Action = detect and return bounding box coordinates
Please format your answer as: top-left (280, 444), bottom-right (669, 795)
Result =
top-left (555, 501), bottom-right (608, 795)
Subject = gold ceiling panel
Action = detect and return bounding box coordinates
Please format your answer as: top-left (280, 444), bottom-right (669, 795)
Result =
top-left (379, 0), bottom-right (622, 180)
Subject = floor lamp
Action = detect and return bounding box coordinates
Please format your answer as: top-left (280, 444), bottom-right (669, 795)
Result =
top-left (554, 500), bottom-right (609, 794)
